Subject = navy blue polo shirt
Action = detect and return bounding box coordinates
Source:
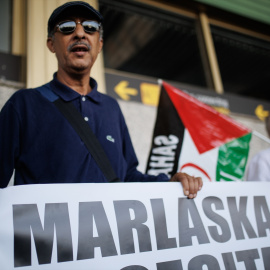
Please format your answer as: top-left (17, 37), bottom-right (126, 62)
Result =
top-left (0, 75), bottom-right (168, 187)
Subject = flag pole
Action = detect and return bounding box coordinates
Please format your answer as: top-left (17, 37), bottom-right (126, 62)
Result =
top-left (157, 79), bottom-right (163, 85)
top-left (252, 130), bottom-right (270, 144)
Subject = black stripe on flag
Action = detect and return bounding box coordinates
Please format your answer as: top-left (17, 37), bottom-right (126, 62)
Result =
top-left (146, 85), bottom-right (185, 178)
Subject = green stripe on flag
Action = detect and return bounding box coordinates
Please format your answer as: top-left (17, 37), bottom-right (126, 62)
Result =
top-left (216, 133), bottom-right (252, 181)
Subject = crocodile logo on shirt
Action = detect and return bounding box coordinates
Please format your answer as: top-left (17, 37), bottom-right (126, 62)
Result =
top-left (106, 135), bottom-right (115, 143)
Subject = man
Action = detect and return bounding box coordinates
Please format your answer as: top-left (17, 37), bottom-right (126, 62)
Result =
top-left (0, 1), bottom-right (202, 198)
top-left (246, 115), bottom-right (270, 181)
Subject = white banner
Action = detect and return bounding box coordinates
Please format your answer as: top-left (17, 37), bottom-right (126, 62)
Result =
top-left (0, 182), bottom-right (269, 270)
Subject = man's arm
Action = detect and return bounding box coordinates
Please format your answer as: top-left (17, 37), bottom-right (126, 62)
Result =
top-left (118, 105), bottom-right (203, 198)
top-left (0, 99), bottom-right (20, 188)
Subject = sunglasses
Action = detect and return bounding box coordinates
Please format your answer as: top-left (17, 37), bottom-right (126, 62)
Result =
top-left (55, 20), bottom-right (101, 34)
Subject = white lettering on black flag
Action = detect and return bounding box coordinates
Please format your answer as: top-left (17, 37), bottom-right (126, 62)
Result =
top-left (146, 84), bottom-right (185, 178)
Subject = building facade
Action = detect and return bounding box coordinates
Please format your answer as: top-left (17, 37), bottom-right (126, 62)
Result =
top-left (1, 0), bottom-right (270, 175)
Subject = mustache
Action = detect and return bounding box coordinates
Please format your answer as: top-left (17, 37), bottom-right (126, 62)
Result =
top-left (67, 41), bottom-right (91, 52)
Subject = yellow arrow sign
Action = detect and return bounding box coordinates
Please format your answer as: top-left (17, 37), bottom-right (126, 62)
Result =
top-left (114, 81), bottom-right (138, 100)
top-left (140, 83), bottom-right (160, 106)
top-left (255, 105), bottom-right (269, 121)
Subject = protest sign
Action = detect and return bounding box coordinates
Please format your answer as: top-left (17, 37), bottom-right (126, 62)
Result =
top-left (0, 182), bottom-right (269, 269)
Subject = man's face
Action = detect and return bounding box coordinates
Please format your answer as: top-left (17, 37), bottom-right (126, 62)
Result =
top-left (47, 17), bottom-right (103, 75)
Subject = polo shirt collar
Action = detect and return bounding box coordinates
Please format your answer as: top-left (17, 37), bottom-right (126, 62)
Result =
top-left (50, 73), bottom-right (101, 103)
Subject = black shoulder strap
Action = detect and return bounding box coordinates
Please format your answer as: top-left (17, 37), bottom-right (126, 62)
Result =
top-left (53, 98), bottom-right (120, 183)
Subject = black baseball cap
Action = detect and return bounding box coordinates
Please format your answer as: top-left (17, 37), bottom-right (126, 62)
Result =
top-left (48, 1), bottom-right (103, 36)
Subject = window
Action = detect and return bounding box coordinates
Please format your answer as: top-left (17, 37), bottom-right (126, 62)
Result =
top-left (99, 0), bottom-right (207, 88)
top-left (211, 25), bottom-right (270, 100)
top-left (0, 0), bottom-right (12, 53)
top-left (0, 0), bottom-right (23, 82)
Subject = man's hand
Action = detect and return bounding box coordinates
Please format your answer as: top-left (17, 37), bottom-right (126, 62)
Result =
top-left (170, 172), bottom-right (203, 199)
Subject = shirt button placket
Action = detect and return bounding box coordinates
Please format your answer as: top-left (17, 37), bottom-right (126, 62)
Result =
top-left (82, 96), bottom-right (89, 122)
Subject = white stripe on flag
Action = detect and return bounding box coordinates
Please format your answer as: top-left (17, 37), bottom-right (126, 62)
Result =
top-left (220, 170), bottom-right (241, 181)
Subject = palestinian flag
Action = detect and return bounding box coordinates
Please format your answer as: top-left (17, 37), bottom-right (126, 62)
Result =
top-left (146, 81), bottom-right (252, 182)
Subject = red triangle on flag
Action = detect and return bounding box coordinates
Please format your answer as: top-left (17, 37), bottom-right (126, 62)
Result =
top-left (162, 81), bottom-right (251, 154)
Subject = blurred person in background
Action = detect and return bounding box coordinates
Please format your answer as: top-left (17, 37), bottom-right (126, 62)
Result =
top-left (246, 115), bottom-right (270, 181)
